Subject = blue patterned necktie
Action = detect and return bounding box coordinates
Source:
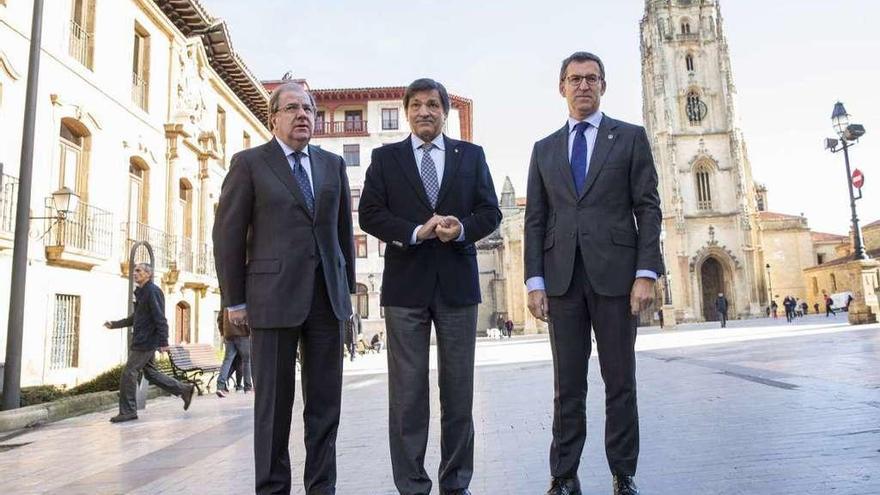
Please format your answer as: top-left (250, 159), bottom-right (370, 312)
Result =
top-left (570, 121), bottom-right (590, 195)
top-left (419, 142), bottom-right (440, 208)
top-left (291, 151), bottom-right (314, 214)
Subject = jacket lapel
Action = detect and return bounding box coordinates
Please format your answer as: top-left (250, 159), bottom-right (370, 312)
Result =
top-left (579, 115), bottom-right (619, 201)
top-left (551, 124), bottom-right (578, 201)
top-left (309, 144), bottom-right (326, 209)
top-left (435, 135), bottom-right (460, 207)
top-left (394, 137), bottom-right (433, 210)
top-left (262, 140), bottom-right (314, 220)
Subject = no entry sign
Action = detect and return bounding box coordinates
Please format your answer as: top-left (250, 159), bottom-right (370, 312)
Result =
top-left (852, 169), bottom-right (864, 189)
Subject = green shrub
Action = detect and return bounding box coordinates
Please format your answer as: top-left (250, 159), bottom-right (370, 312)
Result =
top-left (67, 364), bottom-right (125, 395)
top-left (20, 385), bottom-right (66, 407)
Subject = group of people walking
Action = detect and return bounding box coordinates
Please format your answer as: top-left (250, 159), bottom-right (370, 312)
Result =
top-left (105, 51), bottom-right (657, 495)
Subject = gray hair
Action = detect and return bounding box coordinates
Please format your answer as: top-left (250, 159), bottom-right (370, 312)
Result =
top-left (559, 51), bottom-right (606, 82)
top-left (268, 82), bottom-right (316, 130)
top-left (404, 78), bottom-right (450, 115)
top-left (134, 262), bottom-right (153, 276)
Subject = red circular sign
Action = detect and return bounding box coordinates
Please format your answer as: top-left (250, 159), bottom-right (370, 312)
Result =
top-left (852, 169), bottom-right (864, 189)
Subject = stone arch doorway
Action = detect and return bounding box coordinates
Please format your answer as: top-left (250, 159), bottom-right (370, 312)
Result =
top-left (700, 257), bottom-right (725, 321)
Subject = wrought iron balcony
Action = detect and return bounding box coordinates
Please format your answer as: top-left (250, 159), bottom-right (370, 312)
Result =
top-left (196, 243), bottom-right (217, 278)
top-left (68, 20), bottom-right (93, 68)
top-left (44, 198), bottom-right (113, 268)
top-left (0, 172), bottom-right (18, 237)
top-left (132, 72), bottom-right (148, 111)
top-left (313, 120), bottom-right (369, 137)
top-left (177, 236), bottom-right (194, 273)
top-left (121, 221), bottom-right (176, 272)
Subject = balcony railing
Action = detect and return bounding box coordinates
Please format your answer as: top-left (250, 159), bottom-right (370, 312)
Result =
top-left (313, 120), bottom-right (369, 137)
top-left (0, 172), bottom-right (18, 236)
top-left (196, 243), bottom-right (216, 278)
top-left (45, 199), bottom-right (113, 259)
top-left (122, 221), bottom-right (176, 271)
top-left (132, 72), bottom-right (148, 111)
top-left (677, 32), bottom-right (700, 41)
top-left (68, 20), bottom-right (92, 68)
top-left (177, 236), bottom-right (194, 273)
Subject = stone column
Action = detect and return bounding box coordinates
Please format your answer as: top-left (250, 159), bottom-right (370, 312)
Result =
top-left (845, 259), bottom-right (880, 325)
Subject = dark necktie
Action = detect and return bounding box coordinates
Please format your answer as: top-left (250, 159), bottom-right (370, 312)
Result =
top-left (291, 151), bottom-right (314, 214)
top-left (419, 142), bottom-right (440, 208)
top-left (570, 121), bottom-right (590, 195)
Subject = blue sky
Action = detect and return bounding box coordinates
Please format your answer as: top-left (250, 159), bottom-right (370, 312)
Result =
top-left (202, 0), bottom-right (880, 234)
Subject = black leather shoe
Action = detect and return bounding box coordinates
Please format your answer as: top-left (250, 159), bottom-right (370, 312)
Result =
top-left (109, 413), bottom-right (138, 423)
top-left (613, 474), bottom-right (640, 495)
top-left (546, 477), bottom-right (581, 495)
top-left (182, 383), bottom-right (195, 411)
top-left (441, 490), bottom-right (471, 495)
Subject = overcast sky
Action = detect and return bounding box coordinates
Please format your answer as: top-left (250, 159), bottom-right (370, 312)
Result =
top-left (202, 0), bottom-right (879, 235)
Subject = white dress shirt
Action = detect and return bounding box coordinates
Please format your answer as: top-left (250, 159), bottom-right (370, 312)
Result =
top-left (526, 112), bottom-right (656, 293)
top-left (409, 133), bottom-right (464, 244)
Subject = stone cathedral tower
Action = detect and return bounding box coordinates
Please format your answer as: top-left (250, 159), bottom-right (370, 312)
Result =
top-left (640, 0), bottom-right (767, 321)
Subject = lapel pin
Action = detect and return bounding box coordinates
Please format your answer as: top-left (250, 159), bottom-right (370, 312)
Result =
top-left (608, 134), bottom-right (614, 139)
top-left (454, 148), bottom-right (459, 153)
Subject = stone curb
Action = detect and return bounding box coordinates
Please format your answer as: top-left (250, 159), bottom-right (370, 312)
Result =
top-left (0, 387), bottom-right (166, 434)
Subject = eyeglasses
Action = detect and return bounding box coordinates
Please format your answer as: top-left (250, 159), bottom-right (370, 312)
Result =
top-left (276, 103), bottom-right (314, 115)
top-left (565, 74), bottom-right (603, 87)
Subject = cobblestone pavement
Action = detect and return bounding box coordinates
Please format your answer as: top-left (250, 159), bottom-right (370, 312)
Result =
top-left (1, 315), bottom-right (878, 494)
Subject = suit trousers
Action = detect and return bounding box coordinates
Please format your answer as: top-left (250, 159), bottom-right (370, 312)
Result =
top-left (251, 268), bottom-right (344, 495)
top-left (384, 293), bottom-right (478, 495)
top-left (547, 252), bottom-right (639, 478)
top-left (119, 349), bottom-right (186, 415)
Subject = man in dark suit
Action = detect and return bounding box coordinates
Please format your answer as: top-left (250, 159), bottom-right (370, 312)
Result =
top-left (715, 293), bottom-right (729, 328)
top-left (213, 81), bottom-right (355, 495)
top-left (359, 78), bottom-right (501, 495)
top-left (524, 52), bottom-right (663, 495)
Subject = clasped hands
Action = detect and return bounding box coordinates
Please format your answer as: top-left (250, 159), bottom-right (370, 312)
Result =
top-left (416, 215), bottom-right (462, 243)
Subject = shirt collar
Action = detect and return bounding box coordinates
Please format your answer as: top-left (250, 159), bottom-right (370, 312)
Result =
top-left (410, 133), bottom-right (446, 152)
top-left (567, 111), bottom-right (603, 133)
top-left (275, 137), bottom-right (309, 158)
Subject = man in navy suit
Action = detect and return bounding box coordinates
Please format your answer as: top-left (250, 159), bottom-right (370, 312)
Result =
top-left (359, 78), bottom-right (501, 495)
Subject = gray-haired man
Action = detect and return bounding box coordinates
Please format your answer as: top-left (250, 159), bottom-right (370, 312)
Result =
top-left (104, 263), bottom-right (195, 423)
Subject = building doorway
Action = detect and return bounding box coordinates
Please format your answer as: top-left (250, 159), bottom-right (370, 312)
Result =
top-left (701, 257), bottom-right (724, 321)
top-left (175, 301), bottom-right (191, 343)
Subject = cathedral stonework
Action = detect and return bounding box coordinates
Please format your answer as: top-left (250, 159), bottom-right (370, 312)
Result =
top-left (641, 0), bottom-right (767, 321)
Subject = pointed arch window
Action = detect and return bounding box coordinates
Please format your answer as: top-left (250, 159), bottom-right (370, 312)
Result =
top-left (354, 283), bottom-right (369, 319)
top-left (681, 19), bottom-right (691, 34)
top-left (685, 54), bottom-right (695, 72)
top-left (694, 162), bottom-right (713, 211)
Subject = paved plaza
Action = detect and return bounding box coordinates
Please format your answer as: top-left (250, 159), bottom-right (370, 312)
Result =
top-left (1, 314), bottom-right (878, 494)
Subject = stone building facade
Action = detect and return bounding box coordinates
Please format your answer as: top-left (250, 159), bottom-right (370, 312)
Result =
top-left (0, 0), bottom-right (270, 387)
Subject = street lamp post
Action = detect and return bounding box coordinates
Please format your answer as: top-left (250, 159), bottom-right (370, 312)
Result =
top-left (2, 0), bottom-right (45, 411)
top-left (825, 102), bottom-right (867, 260)
top-left (765, 263), bottom-right (773, 305)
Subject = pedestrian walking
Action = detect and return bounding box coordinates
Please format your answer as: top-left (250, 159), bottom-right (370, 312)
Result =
top-left (216, 307), bottom-right (252, 398)
top-left (813, 302), bottom-right (820, 314)
top-left (715, 293), bottom-right (729, 328)
top-left (771, 300), bottom-right (778, 319)
top-left (825, 294), bottom-right (837, 317)
top-left (103, 263), bottom-right (194, 423)
top-left (505, 319), bottom-right (514, 338)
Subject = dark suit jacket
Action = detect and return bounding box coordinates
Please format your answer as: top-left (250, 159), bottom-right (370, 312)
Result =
top-left (213, 139), bottom-right (355, 328)
top-left (524, 115), bottom-right (663, 297)
top-left (359, 135), bottom-right (501, 307)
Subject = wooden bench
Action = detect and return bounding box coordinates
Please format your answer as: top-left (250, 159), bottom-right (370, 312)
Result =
top-left (166, 344), bottom-right (221, 396)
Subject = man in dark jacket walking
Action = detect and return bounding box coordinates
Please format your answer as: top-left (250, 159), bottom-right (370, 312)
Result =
top-left (715, 293), bottom-right (729, 328)
top-left (216, 307), bottom-right (252, 397)
top-left (104, 263), bottom-right (194, 422)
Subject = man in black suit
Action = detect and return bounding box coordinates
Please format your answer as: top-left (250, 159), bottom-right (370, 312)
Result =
top-left (524, 52), bottom-right (663, 495)
top-left (213, 81), bottom-right (355, 495)
top-left (359, 78), bottom-right (501, 495)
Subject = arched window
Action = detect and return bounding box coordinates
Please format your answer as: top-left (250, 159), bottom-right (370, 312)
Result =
top-left (685, 54), bottom-right (695, 72)
top-left (694, 162), bottom-right (713, 211)
top-left (59, 118), bottom-right (91, 202)
top-left (681, 19), bottom-right (691, 34)
top-left (830, 274), bottom-right (838, 292)
top-left (354, 283), bottom-right (369, 319)
top-left (686, 91), bottom-right (706, 125)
